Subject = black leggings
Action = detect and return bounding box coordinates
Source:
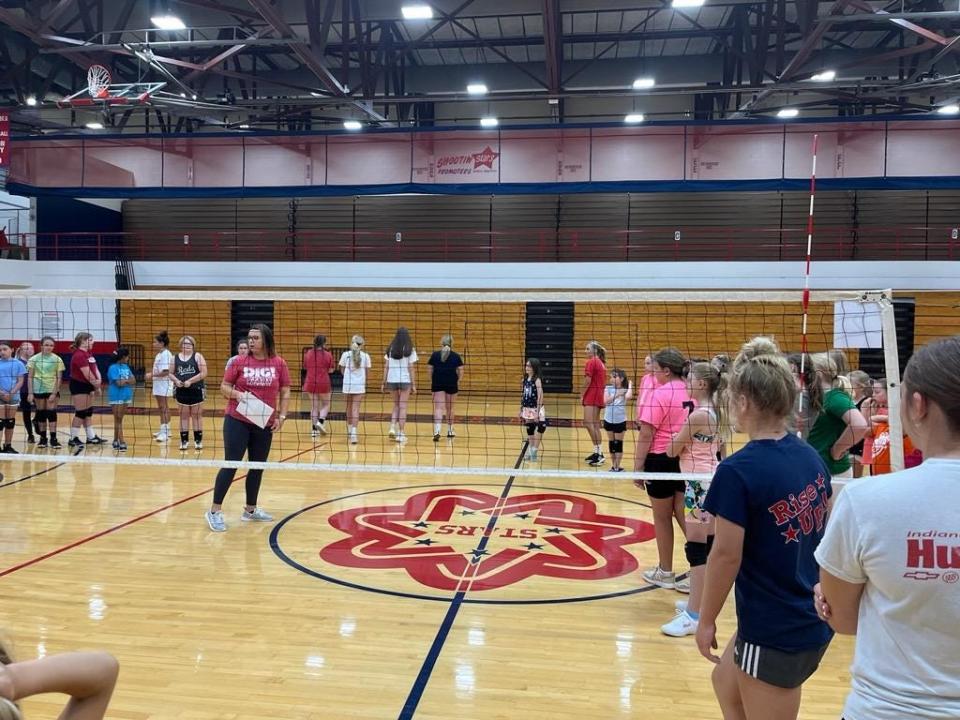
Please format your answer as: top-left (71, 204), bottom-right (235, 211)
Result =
top-left (213, 415), bottom-right (274, 507)
top-left (19, 397), bottom-right (34, 435)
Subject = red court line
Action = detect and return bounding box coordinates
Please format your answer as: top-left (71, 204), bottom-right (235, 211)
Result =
top-left (0, 443), bottom-right (327, 579)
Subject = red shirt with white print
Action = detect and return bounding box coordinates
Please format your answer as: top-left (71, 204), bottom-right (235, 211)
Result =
top-left (224, 354), bottom-right (290, 424)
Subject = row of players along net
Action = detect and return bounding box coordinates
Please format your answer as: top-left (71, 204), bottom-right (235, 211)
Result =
top-left (0, 289), bottom-right (906, 480)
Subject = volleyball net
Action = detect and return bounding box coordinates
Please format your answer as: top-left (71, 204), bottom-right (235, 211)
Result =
top-left (0, 289), bottom-right (910, 480)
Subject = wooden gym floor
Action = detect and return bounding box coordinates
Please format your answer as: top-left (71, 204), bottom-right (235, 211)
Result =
top-left (0, 392), bottom-right (854, 719)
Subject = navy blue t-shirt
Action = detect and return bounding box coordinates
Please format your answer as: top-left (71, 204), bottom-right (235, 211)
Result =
top-left (703, 432), bottom-right (834, 652)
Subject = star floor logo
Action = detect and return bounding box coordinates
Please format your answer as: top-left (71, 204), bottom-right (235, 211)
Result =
top-left (271, 484), bottom-right (658, 604)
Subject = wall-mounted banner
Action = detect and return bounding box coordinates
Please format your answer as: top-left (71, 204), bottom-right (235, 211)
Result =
top-left (0, 111), bottom-right (10, 167)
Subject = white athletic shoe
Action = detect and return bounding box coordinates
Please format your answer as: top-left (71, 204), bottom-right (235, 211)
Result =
top-left (388, 425), bottom-right (397, 438)
top-left (396, 432), bottom-right (407, 444)
top-left (349, 429), bottom-right (358, 445)
top-left (155, 432), bottom-right (168, 443)
top-left (241, 507), bottom-right (274, 522)
top-left (661, 610), bottom-right (699, 638)
top-left (642, 565), bottom-right (676, 589)
top-left (205, 510), bottom-right (227, 533)
top-left (317, 421), bottom-right (328, 435)
top-left (675, 576), bottom-right (691, 594)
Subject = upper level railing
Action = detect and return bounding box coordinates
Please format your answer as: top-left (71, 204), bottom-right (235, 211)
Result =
top-left (4, 225), bottom-right (959, 262)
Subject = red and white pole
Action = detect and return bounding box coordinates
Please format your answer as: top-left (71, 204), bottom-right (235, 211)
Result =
top-left (797, 133), bottom-right (818, 435)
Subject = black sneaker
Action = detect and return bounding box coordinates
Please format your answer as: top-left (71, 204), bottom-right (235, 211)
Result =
top-left (37, 437), bottom-right (48, 449)
top-left (67, 437), bottom-right (84, 448)
top-left (2, 445), bottom-right (18, 454)
top-left (433, 432), bottom-right (441, 442)
top-left (86, 436), bottom-right (104, 445)
top-left (588, 455), bottom-right (606, 466)
top-left (27, 434), bottom-right (36, 444)
top-left (50, 437), bottom-right (62, 448)
top-left (584, 452), bottom-right (599, 463)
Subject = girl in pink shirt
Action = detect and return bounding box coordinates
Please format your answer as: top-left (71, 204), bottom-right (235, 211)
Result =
top-left (634, 347), bottom-right (691, 591)
top-left (636, 354), bottom-right (658, 425)
top-left (662, 361), bottom-right (727, 637)
top-left (582, 341), bottom-right (607, 465)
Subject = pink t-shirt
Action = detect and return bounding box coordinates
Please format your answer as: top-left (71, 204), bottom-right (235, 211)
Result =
top-left (635, 373), bottom-right (659, 422)
top-left (639, 378), bottom-right (691, 454)
top-left (224, 354), bottom-right (291, 424)
top-left (679, 408), bottom-right (721, 475)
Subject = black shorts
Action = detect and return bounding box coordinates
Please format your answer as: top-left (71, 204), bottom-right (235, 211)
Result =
top-left (33, 392), bottom-right (52, 400)
top-left (525, 421), bottom-right (547, 436)
top-left (643, 452), bottom-right (684, 498)
top-left (431, 386), bottom-right (459, 395)
top-left (175, 386), bottom-right (205, 406)
top-left (734, 635), bottom-right (830, 689)
top-left (69, 379), bottom-right (95, 396)
top-left (603, 420), bottom-right (627, 433)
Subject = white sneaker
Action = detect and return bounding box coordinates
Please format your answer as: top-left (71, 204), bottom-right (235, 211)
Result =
top-left (317, 421), bottom-right (328, 435)
top-left (396, 432), bottom-right (407, 444)
top-left (661, 610), bottom-right (699, 637)
top-left (642, 565), bottom-right (676, 589)
top-left (675, 576), bottom-right (691, 594)
top-left (388, 425), bottom-right (397, 438)
top-left (349, 429), bottom-right (358, 445)
top-left (205, 510), bottom-right (227, 532)
top-left (241, 507), bottom-right (274, 522)
top-left (155, 432), bottom-right (168, 443)
top-left (446, 428), bottom-right (456, 438)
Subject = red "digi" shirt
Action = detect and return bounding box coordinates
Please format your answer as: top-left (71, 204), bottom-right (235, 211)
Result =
top-left (224, 354), bottom-right (291, 424)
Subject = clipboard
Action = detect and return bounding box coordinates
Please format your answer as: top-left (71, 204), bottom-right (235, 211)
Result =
top-left (237, 394), bottom-right (274, 429)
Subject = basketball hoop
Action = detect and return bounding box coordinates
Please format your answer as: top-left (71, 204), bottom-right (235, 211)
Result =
top-left (87, 65), bottom-right (112, 99)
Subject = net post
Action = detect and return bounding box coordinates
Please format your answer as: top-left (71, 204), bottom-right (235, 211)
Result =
top-left (871, 289), bottom-right (905, 472)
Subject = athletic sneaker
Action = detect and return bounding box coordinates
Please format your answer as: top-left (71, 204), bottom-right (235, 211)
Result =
top-left (310, 427), bottom-right (319, 438)
top-left (154, 432), bottom-right (168, 443)
top-left (584, 452), bottom-right (599, 463)
top-left (588, 454), bottom-right (606, 466)
top-left (433, 432), bottom-right (441, 442)
top-left (642, 565), bottom-right (676, 589)
top-left (37, 437), bottom-right (48, 449)
top-left (610, 467), bottom-right (625, 473)
top-left (50, 437), bottom-right (61, 449)
top-left (179, 440), bottom-right (189, 451)
top-left (241, 507), bottom-right (273, 522)
top-left (112, 440), bottom-right (121, 450)
top-left (661, 610), bottom-right (699, 638)
top-left (675, 576), bottom-right (691, 594)
top-left (349, 429), bottom-right (358, 445)
top-left (67, 437), bottom-right (84, 448)
top-left (26, 434), bottom-right (36, 444)
top-left (0, 696), bottom-right (22, 720)
top-left (675, 599), bottom-right (688, 613)
top-left (1, 445), bottom-right (17, 454)
top-left (194, 441), bottom-right (203, 450)
top-left (205, 510), bottom-right (227, 532)
top-left (446, 428), bottom-right (456, 438)
top-left (117, 441), bottom-right (128, 453)
top-left (388, 425), bottom-right (397, 438)
top-left (526, 447), bottom-right (539, 461)
top-left (316, 421), bottom-right (327, 435)
top-left (87, 436), bottom-right (104, 445)
top-left (396, 432), bottom-right (407, 444)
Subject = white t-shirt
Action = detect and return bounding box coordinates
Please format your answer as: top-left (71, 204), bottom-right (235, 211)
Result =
top-left (815, 459), bottom-right (960, 720)
top-left (151, 349), bottom-right (174, 397)
top-left (339, 350), bottom-right (371, 394)
top-left (384, 349), bottom-right (418, 384)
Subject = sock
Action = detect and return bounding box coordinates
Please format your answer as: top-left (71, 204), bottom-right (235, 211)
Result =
top-left (86, 426), bottom-right (96, 440)
top-left (434, 423), bottom-right (441, 434)
top-left (180, 431), bottom-right (189, 443)
top-left (687, 609), bottom-right (700, 621)
top-left (194, 431), bottom-right (203, 443)
top-left (595, 444), bottom-right (601, 454)
top-left (50, 431), bottom-right (57, 441)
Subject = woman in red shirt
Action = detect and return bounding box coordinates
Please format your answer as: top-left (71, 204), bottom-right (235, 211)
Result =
top-left (68, 332), bottom-right (104, 448)
top-left (303, 333), bottom-right (334, 437)
top-left (582, 341), bottom-right (607, 466)
top-left (205, 323), bottom-right (290, 533)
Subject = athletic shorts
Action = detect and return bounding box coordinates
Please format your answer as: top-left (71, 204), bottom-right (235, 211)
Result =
top-left (431, 386), bottom-right (458, 395)
top-left (643, 452), bottom-right (684, 499)
top-left (386, 382), bottom-right (411, 391)
top-left (175, 386), bottom-right (205, 406)
top-left (603, 420), bottom-right (627, 434)
top-left (33, 392), bottom-right (52, 400)
top-left (525, 421), bottom-right (547, 436)
top-left (734, 635), bottom-right (830, 689)
top-left (303, 380), bottom-right (332, 395)
top-left (69, 379), bottom-right (95, 396)
top-left (152, 380), bottom-right (174, 398)
top-left (685, 480), bottom-right (712, 519)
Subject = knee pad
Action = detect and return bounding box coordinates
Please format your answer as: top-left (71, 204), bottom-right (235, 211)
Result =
top-left (74, 410), bottom-right (86, 420)
top-left (44, 409), bottom-right (57, 422)
top-left (614, 439), bottom-right (624, 453)
top-left (4, 418), bottom-right (15, 429)
top-left (685, 540), bottom-right (709, 568)
top-left (525, 423), bottom-right (536, 436)
top-left (706, 534), bottom-right (715, 556)
top-left (84, 408), bottom-right (96, 419)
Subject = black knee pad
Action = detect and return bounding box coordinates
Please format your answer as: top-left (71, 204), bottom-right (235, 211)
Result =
top-left (614, 439), bottom-right (624, 453)
top-left (5, 417), bottom-right (15, 429)
top-left (685, 540), bottom-right (709, 568)
top-left (84, 408), bottom-right (96, 419)
top-left (44, 409), bottom-right (57, 422)
top-left (525, 423), bottom-right (536, 436)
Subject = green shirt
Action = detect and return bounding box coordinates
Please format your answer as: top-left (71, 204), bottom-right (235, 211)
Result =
top-left (807, 387), bottom-right (857, 475)
top-left (27, 352), bottom-right (65, 394)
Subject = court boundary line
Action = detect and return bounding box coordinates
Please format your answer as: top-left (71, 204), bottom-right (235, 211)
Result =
top-left (396, 442), bottom-right (526, 720)
top-left (0, 442), bottom-right (327, 580)
top-left (0, 463), bottom-right (66, 489)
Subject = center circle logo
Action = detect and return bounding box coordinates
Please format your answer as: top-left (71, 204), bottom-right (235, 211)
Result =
top-left (270, 484), bottom-right (658, 604)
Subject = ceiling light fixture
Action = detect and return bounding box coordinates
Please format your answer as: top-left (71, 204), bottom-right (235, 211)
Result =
top-left (480, 117), bottom-right (498, 128)
top-left (936, 104), bottom-right (960, 115)
top-left (467, 83), bottom-right (488, 95)
top-left (25, 96), bottom-right (37, 106)
top-left (85, 122), bottom-right (104, 130)
top-left (632, 77), bottom-right (655, 90)
top-left (343, 120), bottom-right (363, 130)
top-left (151, 15), bottom-right (186, 30)
top-left (401, 5), bottom-right (433, 20)
top-left (624, 113), bottom-right (646, 123)
top-left (672, 0), bottom-right (706, 8)
top-left (777, 107), bottom-right (799, 118)
top-left (810, 70), bottom-right (836, 82)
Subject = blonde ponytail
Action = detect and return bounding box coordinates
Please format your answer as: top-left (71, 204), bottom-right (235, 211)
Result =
top-left (350, 335), bottom-right (365, 369)
top-left (440, 334), bottom-right (453, 363)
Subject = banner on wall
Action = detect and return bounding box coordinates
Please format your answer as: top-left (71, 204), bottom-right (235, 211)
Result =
top-left (0, 111), bottom-right (9, 167)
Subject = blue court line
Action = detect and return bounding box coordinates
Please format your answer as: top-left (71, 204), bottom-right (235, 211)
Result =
top-left (0, 463), bottom-right (65, 489)
top-left (396, 442), bottom-right (528, 720)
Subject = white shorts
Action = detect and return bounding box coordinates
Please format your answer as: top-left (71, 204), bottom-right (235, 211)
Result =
top-left (152, 380), bottom-right (174, 398)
